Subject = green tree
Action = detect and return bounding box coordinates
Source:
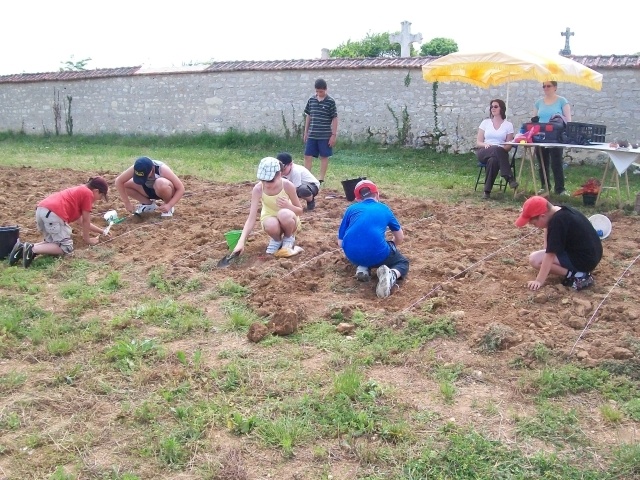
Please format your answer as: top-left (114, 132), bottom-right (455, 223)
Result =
top-left (420, 38), bottom-right (458, 56)
top-left (59, 55), bottom-right (92, 72)
top-left (330, 32), bottom-right (416, 58)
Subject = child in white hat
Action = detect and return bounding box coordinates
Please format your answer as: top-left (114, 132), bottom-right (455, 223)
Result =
top-left (233, 157), bottom-right (303, 255)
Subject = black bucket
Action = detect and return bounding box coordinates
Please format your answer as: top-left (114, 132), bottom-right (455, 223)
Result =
top-left (341, 177), bottom-right (366, 202)
top-left (0, 226), bottom-right (19, 260)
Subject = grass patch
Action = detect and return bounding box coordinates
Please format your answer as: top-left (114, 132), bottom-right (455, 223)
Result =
top-left (405, 427), bottom-right (604, 479)
top-left (515, 401), bottom-right (586, 447)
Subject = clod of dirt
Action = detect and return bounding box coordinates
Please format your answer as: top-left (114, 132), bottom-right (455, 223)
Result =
top-left (336, 323), bottom-right (356, 335)
top-left (533, 293), bottom-right (548, 304)
top-left (610, 347), bottom-right (634, 360)
top-left (267, 310), bottom-right (298, 336)
top-left (575, 350), bottom-right (590, 360)
top-left (247, 322), bottom-right (271, 343)
top-left (477, 322), bottom-right (522, 352)
top-left (340, 305), bottom-right (354, 318)
top-left (563, 316), bottom-right (585, 329)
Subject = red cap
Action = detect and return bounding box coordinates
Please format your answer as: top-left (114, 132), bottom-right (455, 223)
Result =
top-left (354, 180), bottom-right (379, 200)
top-left (515, 196), bottom-right (548, 227)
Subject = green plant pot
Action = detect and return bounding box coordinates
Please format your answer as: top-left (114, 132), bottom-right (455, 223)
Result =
top-left (582, 193), bottom-right (597, 206)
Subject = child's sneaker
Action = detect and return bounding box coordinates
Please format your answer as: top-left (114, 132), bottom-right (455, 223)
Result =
top-left (22, 242), bottom-right (35, 268)
top-left (160, 207), bottom-right (175, 217)
top-left (134, 201), bottom-right (157, 215)
top-left (266, 238), bottom-right (283, 254)
top-left (282, 236), bottom-right (295, 250)
top-left (355, 265), bottom-right (370, 282)
top-left (571, 273), bottom-right (594, 291)
top-left (376, 265), bottom-right (397, 298)
top-left (8, 240), bottom-right (24, 266)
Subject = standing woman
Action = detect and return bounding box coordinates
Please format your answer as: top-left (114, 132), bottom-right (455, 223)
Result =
top-left (476, 99), bottom-right (517, 200)
top-left (534, 81), bottom-right (572, 195)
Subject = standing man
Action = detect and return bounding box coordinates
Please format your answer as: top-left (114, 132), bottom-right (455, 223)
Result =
top-left (277, 152), bottom-right (320, 211)
top-left (303, 78), bottom-right (338, 185)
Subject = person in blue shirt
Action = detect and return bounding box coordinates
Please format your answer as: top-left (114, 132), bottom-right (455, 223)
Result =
top-left (337, 180), bottom-right (409, 298)
top-left (534, 81), bottom-right (572, 195)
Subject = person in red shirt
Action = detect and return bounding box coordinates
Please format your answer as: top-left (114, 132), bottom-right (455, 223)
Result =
top-left (8, 177), bottom-right (109, 268)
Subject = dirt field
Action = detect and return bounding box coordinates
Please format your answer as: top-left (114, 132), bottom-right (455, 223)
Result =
top-left (1, 166), bottom-right (639, 477)
top-left (3, 166), bottom-right (638, 364)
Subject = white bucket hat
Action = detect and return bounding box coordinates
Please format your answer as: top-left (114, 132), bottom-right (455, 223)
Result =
top-left (257, 157), bottom-right (282, 181)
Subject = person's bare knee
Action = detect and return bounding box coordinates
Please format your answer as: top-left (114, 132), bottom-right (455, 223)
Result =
top-left (154, 178), bottom-right (175, 201)
top-left (529, 251), bottom-right (543, 269)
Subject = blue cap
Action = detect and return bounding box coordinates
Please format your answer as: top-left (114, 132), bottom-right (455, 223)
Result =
top-left (133, 157), bottom-right (153, 185)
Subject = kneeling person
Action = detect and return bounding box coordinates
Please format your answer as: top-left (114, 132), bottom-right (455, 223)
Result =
top-left (9, 177), bottom-right (109, 268)
top-left (277, 152), bottom-right (320, 211)
top-left (115, 156), bottom-right (185, 217)
top-left (515, 196), bottom-right (602, 291)
top-left (338, 180), bottom-right (409, 298)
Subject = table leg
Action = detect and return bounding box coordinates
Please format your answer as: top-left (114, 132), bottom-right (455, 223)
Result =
top-left (529, 148), bottom-right (538, 193)
top-left (596, 159), bottom-right (610, 206)
top-left (515, 148), bottom-right (527, 196)
top-left (625, 171), bottom-right (630, 200)
top-left (615, 168), bottom-right (621, 208)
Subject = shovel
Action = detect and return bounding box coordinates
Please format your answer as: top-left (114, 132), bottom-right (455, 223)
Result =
top-left (216, 251), bottom-right (240, 269)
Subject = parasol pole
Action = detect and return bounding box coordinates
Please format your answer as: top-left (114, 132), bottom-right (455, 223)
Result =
top-left (505, 82), bottom-right (510, 118)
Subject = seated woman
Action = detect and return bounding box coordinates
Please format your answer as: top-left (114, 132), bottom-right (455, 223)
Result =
top-left (476, 99), bottom-right (518, 199)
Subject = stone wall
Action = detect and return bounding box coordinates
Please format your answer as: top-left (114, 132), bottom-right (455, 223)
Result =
top-left (1, 65), bottom-right (638, 160)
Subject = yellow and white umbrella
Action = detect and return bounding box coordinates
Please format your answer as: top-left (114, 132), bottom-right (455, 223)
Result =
top-left (422, 50), bottom-right (603, 91)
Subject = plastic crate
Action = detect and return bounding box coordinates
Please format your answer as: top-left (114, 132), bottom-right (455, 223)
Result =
top-left (523, 122), bottom-right (564, 143)
top-left (564, 122), bottom-right (606, 145)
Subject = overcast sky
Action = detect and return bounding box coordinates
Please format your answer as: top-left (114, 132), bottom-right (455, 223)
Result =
top-left (2, 0), bottom-right (636, 75)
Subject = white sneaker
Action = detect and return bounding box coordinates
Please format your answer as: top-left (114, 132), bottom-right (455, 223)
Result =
top-left (134, 201), bottom-right (157, 214)
top-left (161, 207), bottom-right (175, 217)
top-left (356, 265), bottom-right (370, 282)
top-left (266, 238), bottom-right (283, 254)
top-left (282, 236), bottom-right (295, 250)
top-left (376, 265), bottom-right (396, 299)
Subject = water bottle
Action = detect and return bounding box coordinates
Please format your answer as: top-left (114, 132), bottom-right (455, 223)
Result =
top-left (103, 210), bottom-right (118, 223)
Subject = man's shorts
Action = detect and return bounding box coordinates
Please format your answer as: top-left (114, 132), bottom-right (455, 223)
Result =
top-left (142, 184), bottom-right (161, 200)
top-left (556, 251), bottom-right (577, 272)
top-left (296, 182), bottom-right (319, 199)
top-left (304, 138), bottom-right (333, 158)
top-left (35, 207), bottom-right (74, 253)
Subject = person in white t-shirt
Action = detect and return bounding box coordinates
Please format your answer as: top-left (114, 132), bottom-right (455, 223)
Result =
top-left (476, 99), bottom-right (517, 199)
top-left (277, 152), bottom-right (321, 211)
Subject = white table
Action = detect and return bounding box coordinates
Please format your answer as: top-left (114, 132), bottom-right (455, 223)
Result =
top-left (504, 142), bottom-right (640, 205)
